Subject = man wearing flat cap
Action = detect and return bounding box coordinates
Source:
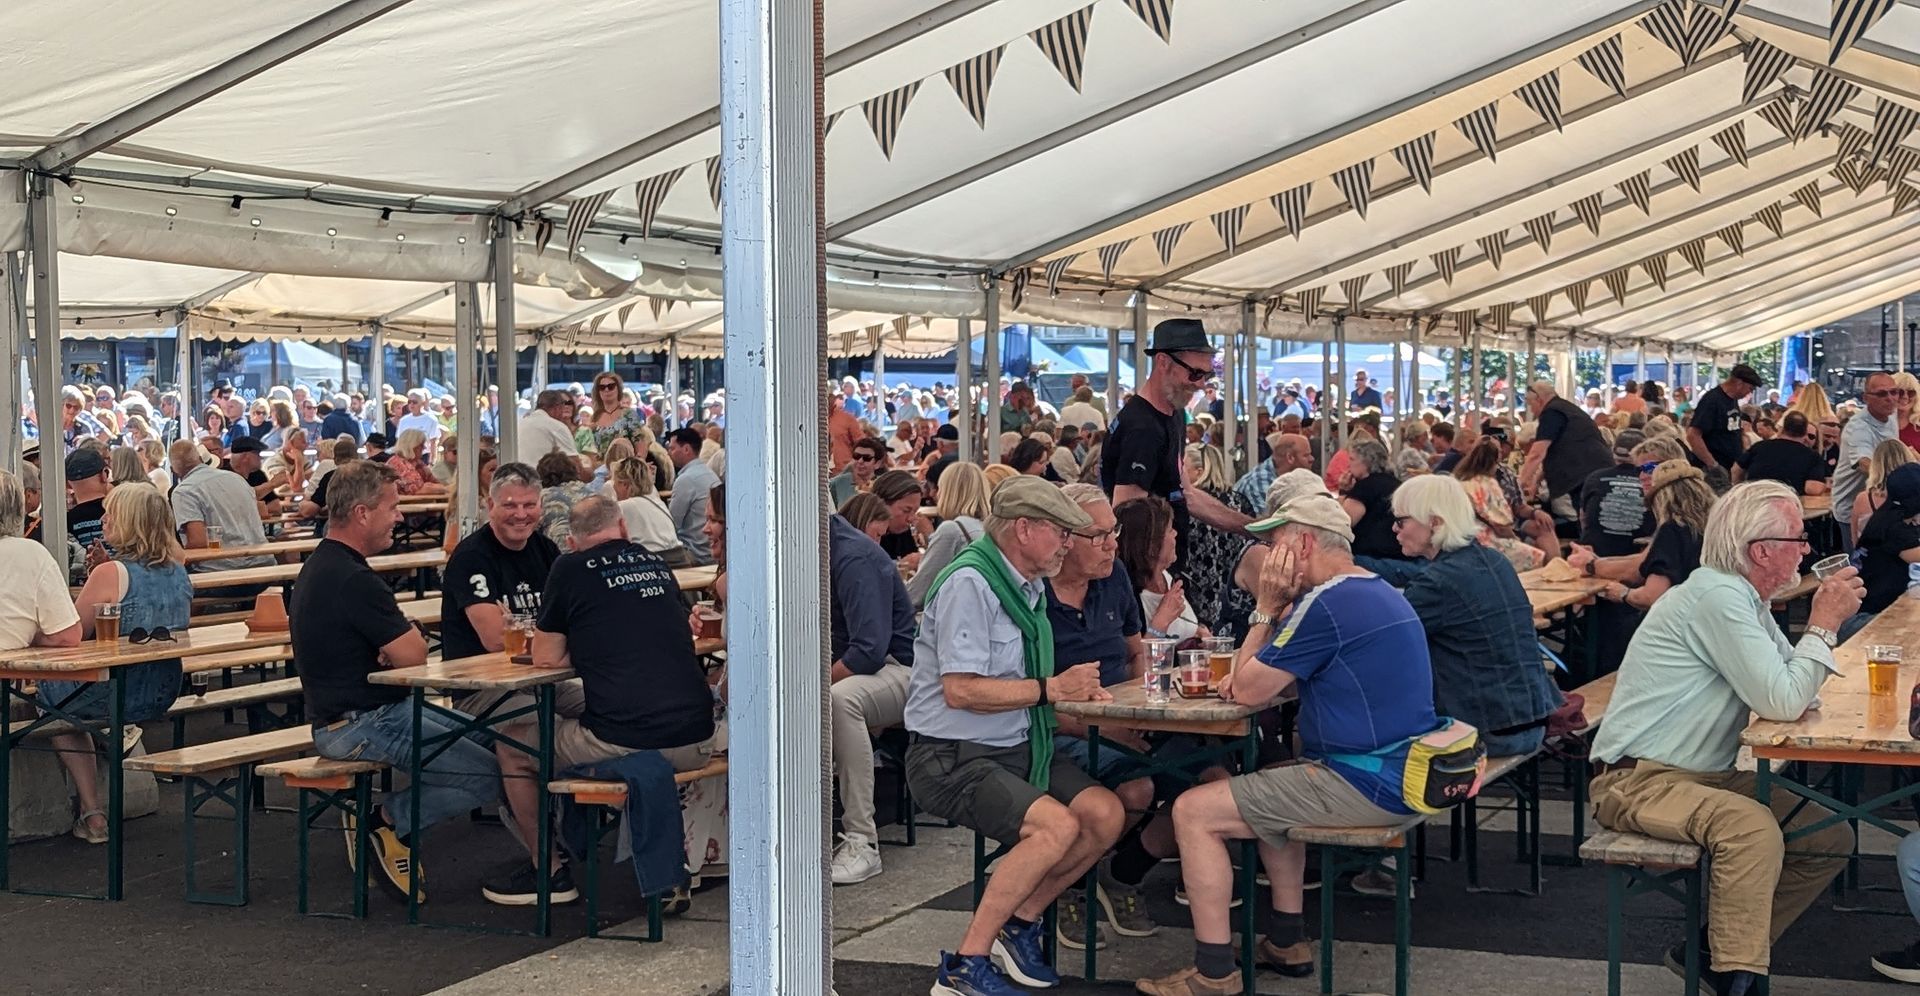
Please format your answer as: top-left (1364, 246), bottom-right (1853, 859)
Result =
top-left (904, 476), bottom-right (1128, 994)
top-left (1103, 319), bottom-right (1253, 574)
top-left (1688, 363), bottom-right (1765, 472)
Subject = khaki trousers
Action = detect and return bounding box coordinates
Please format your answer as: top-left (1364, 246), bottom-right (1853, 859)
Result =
top-left (830, 662), bottom-right (911, 840)
top-left (1591, 761), bottom-right (1852, 975)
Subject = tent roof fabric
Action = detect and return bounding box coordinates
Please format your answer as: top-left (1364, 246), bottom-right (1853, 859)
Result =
top-left (4, 0), bottom-right (1920, 354)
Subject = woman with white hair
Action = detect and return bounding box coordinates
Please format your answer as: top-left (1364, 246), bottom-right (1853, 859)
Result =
top-left (1337, 437), bottom-right (1406, 561)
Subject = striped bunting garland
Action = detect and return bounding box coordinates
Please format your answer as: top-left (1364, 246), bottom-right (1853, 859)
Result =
top-left (1756, 98), bottom-right (1799, 142)
top-left (1521, 213), bottom-right (1556, 253)
top-left (1211, 204), bottom-right (1251, 255)
top-left (634, 166), bottom-right (685, 239)
top-left (1577, 35), bottom-right (1626, 97)
top-left (1452, 309), bottom-right (1479, 335)
top-left (1489, 302), bottom-right (1515, 334)
top-left (1712, 121), bottom-right (1750, 167)
top-left (1830, 0), bottom-right (1898, 64)
top-left (1602, 266), bottom-right (1632, 305)
top-left (1894, 183), bottom-right (1920, 215)
top-left (1570, 191), bottom-right (1605, 235)
top-left (1516, 70), bottom-right (1563, 132)
top-left (1030, 5), bottom-right (1096, 92)
top-left (1796, 71), bottom-right (1860, 141)
top-left (1296, 286), bottom-right (1326, 324)
top-left (893, 316), bottom-right (911, 338)
top-left (862, 81), bottom-right (921, 159)
top-left (1454, 103), bottom-right (1500, 162)
top-left (588, 313), bottom-right (607, 336)
top-left (1639, 0), bottom-right (1690, 59)
top-left (1477, 231), bottom-right (1507, 270)
top-left (1043, 254), bottom-right (1079, 297)
top-left (1664, 146), bottom-right (1703, 192)
top-left (1836, 122), bottom-right (1872, 164)
top-left (532, 217), bottom-right (554, 257)
top-left (1431, 246), bottom-right (1462, 285)
top-left (705, 157), bottom-right (723, 209)
top-left (1392, 133), bottom-right (1436, 194)
top-left (1332, 159), bottom-right (1375, 218)
top-left (1009, 266), bottom-right (1031, 310)
top-left (1683, 0), bottom-right (1745, 65)
top-left (1617, 170), bottom-right (1653, 214)
top-left (1641, 252), bottom-right (1670, 292)
top-left (1889, 147), bottom-right (1920, 187)
top-left (1270, 182), bottom-right (1312, 239)
top-left (617, 302), bottom-right (636, 330)
top-left (564, 188), bottom-right (614, 260)
top-left (1526, 292), bottom-right (1555, 325)
top-left (1383, 261), bottom-right (1416, 298)
top-left (649, 296), bottom-right (665, 322)
top-left (1096, 238), bottom-right (1134, 280)
top-left (1677, 237), bottom-right (1709, 276)
top-left (1834, 159), bottom-right (1883, 194)
top-left (1340, 274), bottom-right (1370, 309)
top-left (1122, 0), bottom-right (1174, 43)
top-left (1261, 297), bottom-right (1281, 331)
top-left (1791, 180), bottom-right (1824, 218)
top-left (943, 47), bottom-right (1004, 129)
top-left (1753, 201), bottom-right (1787, 237)
top-left (826, 110), bottom-right (844, 136)
top-left (1743, 37), bottom-right (1797, 104)
top-left (1715, 221), bottom-right (1747, 256)
top-left (1151, 222), bottom-right (1190, 264)
top-left (1565, 278), bottom-right (1591, 314)
top-left (1872, 97), bottom-right (1920, 165)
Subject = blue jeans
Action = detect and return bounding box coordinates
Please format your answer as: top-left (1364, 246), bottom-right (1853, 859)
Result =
top-left (311, 701), bottom-right (502, 838)
top-left (1900, 832), bottom-right (1920, 926)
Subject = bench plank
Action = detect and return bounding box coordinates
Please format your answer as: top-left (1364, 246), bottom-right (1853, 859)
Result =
top-left (124, 726), bottom-right (313, 775)
top-left (183, 645), bottom-right (293, 674)
top-left (1569, 673), bottom-right (1617, 736)
top-left (1291, 813), bottom-right (1427, 848)
top-left (167, 677), bottom-right (302, 716)
top-left (257, 755), bottom-right (388, 782)
top-left (1482, 752), bottom-right (1537, 782)
top-left (1578, 829), bottom-right (1702, 868)
top-left (548, 759), bottom-right (731, 802)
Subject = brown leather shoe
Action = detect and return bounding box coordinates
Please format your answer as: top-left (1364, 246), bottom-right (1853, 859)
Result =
top-left (1256, 938), bottom-right (1314, 978)
top-left (1134, 964), bottom-right (1243, 995)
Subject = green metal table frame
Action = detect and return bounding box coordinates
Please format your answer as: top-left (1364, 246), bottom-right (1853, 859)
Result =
top-left (291, 769), bottom-right (375, 918)
top-left (1600, 860), bottom-right (1703, 996)
top-left (1317, 835), bottom-right (1415, 996)
top-left (574, 799), bottom-right (671, 942)
top-left (0, 670), bottom-right (126, 900)
top-left (179, 767), bottom-right (255, 905)
top-left (1754, 750), bottom-right (1920, 914)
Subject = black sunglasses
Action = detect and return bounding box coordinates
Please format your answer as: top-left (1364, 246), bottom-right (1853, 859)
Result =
top-left (127, 627), bottom-right (174, 644)
top-left (1161, 351), bottom-right (1212, 384)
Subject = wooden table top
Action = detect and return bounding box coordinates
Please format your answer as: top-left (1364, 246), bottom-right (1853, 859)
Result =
top-left (401, 599), bottom-right (441, 626)
top-left (0, 621), bottom-right (294, 675)
top-left (676, 564), bottom-right (719, 593)
top-left (367, 652), bottom-right (575, 691)
top-left (1741, 597), bottom-right (1920, 757)
top-left (190, 548), bottom-right (445, 590)
top-left (1521, 576), bottom-right (1611, 617)
top-left (183, 537), bottom-right (323, 564)
top-left (1056, 681), bottom-right (1271, 735)
top-left (1802, 495), bottom-right (1832, 520)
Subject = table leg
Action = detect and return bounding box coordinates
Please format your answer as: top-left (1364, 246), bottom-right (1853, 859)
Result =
top-left (1241, 728), bottom-right (1259, 996)
top-left (107, 672), bottom-right (125, 900)
top-left (0, 678), bottom-right (12, 891)
top-left (1083, 724), bottom-right (1099, 981)
top-left (408, 689), bottom-right (424, 924)
top-left (536, 684), bottom-right (554, 937)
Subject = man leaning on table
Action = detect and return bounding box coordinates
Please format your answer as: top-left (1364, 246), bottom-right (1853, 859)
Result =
top-left (440, 461), bottom-right (559, 716)
top-left (1590, 480), bottom-right (1859, 996)
top-left (294, 460), bottom-right (503, 903)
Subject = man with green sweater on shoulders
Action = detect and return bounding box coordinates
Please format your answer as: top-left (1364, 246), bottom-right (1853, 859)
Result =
top-left (904, 476), bottom-right (1126, 996)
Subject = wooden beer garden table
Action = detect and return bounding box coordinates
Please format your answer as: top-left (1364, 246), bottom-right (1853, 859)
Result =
top-left (675, 564), bottom-right (720, 593)
top-left (1518, 561), bottom-right (1609, 681)
top-left (189, 548), bottom-right (445, 596)
top-left (0, 620), bottom-right (300, 901)
top-left (1802, 494), bottom-right (1833, 520)
top-left (183, 537), bottom-right (323, 564)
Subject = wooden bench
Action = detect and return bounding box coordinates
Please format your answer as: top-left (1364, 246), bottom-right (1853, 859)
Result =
top-left (1450, 750), bottom-right (1545, 896)
top-left (1294, 814), bottom-right (1429, 996)
top-left (257, 755), bottom-right (395, 918)
top-left (1550, 672), bottom-right (1617, 865)
top-left (123, 726), bottom-right (317, 906)
top-left (167, 676), bottom-right (303, 746)
top-left (547, 758), bottom-right (729, 941)
top-left (1581, 830), bottom-right (1705, 996)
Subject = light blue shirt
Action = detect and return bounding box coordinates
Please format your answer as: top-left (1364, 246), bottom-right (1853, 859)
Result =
top-left (903, 551), bottom-right (1045, 748)
top-left (1592, 567), bottom-right (1839, 773)
top-left (1833, 409), bottom-right (1898, 542)
top-left (665, 457), bottom-right (718, 564)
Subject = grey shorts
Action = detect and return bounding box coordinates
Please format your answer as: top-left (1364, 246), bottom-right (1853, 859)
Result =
top-left (1228, 760), bottom-right (1402, 849)
top-left (905, 736), bottom-right (1101, 844)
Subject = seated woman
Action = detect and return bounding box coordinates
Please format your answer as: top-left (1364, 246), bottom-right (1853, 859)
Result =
top-left (536, 450), bottom-right (596, 548)
top-left (43, 483), bottom-right (189, 843)
top-left (1338, 437), bottom-right (1407, 561)
top-left (1848, 463), bottom-right (1920, 641)
top-left (610, 455), bottom-right (692, 567)
top-left (1453, 438), bottom-right (1547, 572)
top-left (1568, 458), bottom-right (1713, 612)
top-left (1116, 495), bottom-right (1210, 641)
top-left (868, 470), bottom-right (929, 569)
top-left (837, 492), bottom-right (893, 543)
top-left (264, 427), bottom-right (310, 498)
top-left (907, 461), bottom-right (989, 609)
top-left (1852, 438), bottom-right (1915, 541)
top-left (388, 428), bottom-right (447, 497)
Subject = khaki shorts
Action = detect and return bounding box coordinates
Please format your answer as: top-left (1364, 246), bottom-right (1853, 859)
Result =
top-left (555, 720), bottom-right (716, 772)
top-left (1228, 760), bottom-right (1402, 848)
top-left (905, 735), bottom-right (1102, 844)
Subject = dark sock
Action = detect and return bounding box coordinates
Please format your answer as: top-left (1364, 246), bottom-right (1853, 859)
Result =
top-left (1725, 971), bottom-right (1759, 996)
top-left (1109, 835), bottom-right (1160, 886)
top-left (1266, 911), bottom-right (1307, 948)
top-left (1195, 941), bottom-right (1236, 979)
top-left (1005, 914), bottom-right (1035, 933)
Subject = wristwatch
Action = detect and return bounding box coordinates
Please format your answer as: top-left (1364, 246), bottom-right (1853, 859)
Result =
top-left (1248, 609), bottom-right (1275, 626)
top-left (1804, 624), bottom-right (1839, 649)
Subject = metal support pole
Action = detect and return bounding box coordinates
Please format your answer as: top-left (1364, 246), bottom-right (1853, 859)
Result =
top-left (1243, 301), bottom-right (1258, 471)
top-left (1408, 317), bottom-right (1422, 423)
top-left (492, 216), bottom-right (519, 463)
top-left (718, 0), bottom-right (830, 986)
top-left (1334, 316), bottom-right (1349, 445)
top-left (667, 338), bottom-right (684, 429)
top-left (26, 173), bottom-right (64, 563)
top-left (339, 342), bottom-right (351, 395)
top-left (1221, 326), bottom-right (1238, 479)
top-left (1635, 340), bottom-right (1646, 385)
top-left (1319, 334), bottom-right (1331, 470)
top-left (0, 254), bottom-right (22, 477)
top-left (369, 324), bottom-right (387, 403)
top-left (1451, 336), bottom-right (1463, 419)
top-left (956, 318), bottom-right (974, 465)
top-left (1471, 329), bottom-right (1483, 419)
top-left (984, 281), bottom-right (1001, 458)
top-left (532, 337), bottom-right (550, 392)
top-left (1524, 329), bottom-right (1537, 422)
top-left (1106, 322), bottom-right (1121, 420)
top-left (1898, 300), bottom-right (1908, 374)
top-left (174, 312), bottom-right (195, 440)
top-left (452, 283), bottom-right (481, 537)
top-left (1133, 293), bottom-right (1150, 399)
top-left (872, 329), bottom-right (886, 426)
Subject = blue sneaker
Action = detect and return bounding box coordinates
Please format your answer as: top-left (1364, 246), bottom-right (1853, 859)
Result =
top-left (932, 952), bottom-right (1028, 995)
top-left (990, 919), bottom-right (1060, 989)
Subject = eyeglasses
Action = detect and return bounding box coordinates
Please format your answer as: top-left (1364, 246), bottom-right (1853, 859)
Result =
top-left (1867, 389), bottom-right (1913, 398)
top-left (1637, 461), bottom-right (1662, 474)
top-left (127, 627), bottom-right (174, 644)
top-left (1747, 534), bottom-right (1809, 550)
top-left (597, 382), bottom-right (619, 392)
top-left (1161, 352), bottom-right (1213, 384)
top-left (851, 453), bottom-right (880, 462)
top-left (1072, 525), bottom-right (1122, 544)
top-left (1391, 515), bottom-right (1416, 529)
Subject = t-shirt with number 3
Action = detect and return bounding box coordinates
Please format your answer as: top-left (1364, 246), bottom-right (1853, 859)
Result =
top-left (440, 523), bottom-right (561, 660)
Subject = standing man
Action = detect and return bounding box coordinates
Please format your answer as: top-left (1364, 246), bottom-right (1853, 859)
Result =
top-left (518, 389), bottom-right (581, 460)
top-left (1833, 371), bottom-right (1901, 545)
top-left (1002, 381), bottom-right (1037, 434)
top-left (827, 390), bottom-right (864, 474)
top-left (1103, 319), bottom-right (1253, 571)
top-left (839, 376), bottom-right (867, 420)
top-left (320, 394), bottom-right (363, 443)
top-left (1578, 429), bottom-right (1656, 558)
top-left (1687, 363), bottom-right (1763, 472)
top-left (1348, 368), bottom-right (1383, 412)
top-left (395, 390), bottom-right (444, 446)
top-left (64, 447), bottom-right (113, 553)
top-left (665, 427), bottom-right (718, 564)
top-left (1519, 379), bottom-right (1614, 508)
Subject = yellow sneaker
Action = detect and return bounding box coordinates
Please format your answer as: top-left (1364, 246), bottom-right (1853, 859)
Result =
top-left (369, 825), bottom-right (425, 903)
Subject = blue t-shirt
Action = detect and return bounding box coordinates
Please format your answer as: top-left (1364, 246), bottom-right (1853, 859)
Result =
top-left (1254, 573), bottom-right (1440, 813)
top-left (1045, 559), bottom-right (1143, 688)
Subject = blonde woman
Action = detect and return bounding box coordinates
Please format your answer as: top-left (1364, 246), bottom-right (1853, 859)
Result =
top-left (1853, 438), bottom-right (1916, 539)
top-left (121, 413), bottom-right (155, 448)
top-left (1568, 458), bottom-right (1714, 612)
top-left (265, 427), bottom-right (310, 496)
top-left (107, 446), bottom-right (148, 487)
top-left (1788, 381), bottom-right (1840, 461)
top-left (1895, 371), bottom-right (1920, 452)
top-left (907, 461), bottom-right (989, 608)
top-left (610, 455), bottom-right (691, 567)
top-left (389, 428), bottom-right (446, 496)
top-left (982, 463), bottom-right (1019, 490)
top-left (139, 438), bottom-right (170, 491)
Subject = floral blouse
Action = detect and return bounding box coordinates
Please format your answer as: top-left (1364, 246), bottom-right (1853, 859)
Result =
top-left (589, 407), bottom-right (650, 455)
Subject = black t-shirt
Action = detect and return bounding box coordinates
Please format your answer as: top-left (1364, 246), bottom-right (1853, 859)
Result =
top-left (1102, 395), bottom-right (1190, 562)
top-left (1578, 464), bottom-right (1653, 558)
top-left (538, 539), bottom-right (714, 750)
top-left (441, 524), bottom-right (561, 660)
top-left (1737, 438), bottom-right (1827, 493)
top-left (291, 539), bottom-right (413, 723)
top-left (1689, 386), bottom-right (1746, 469)
top-left (927, 453), bottom-right (958, 488)
top-left (1347, 473), bottom-right (1406, 560)
top-left (880, 529), bottom-right (918, 560)
top-left (310, 469), bottom-right (335, 510)
top-left (1642, 521), bottom-right (1702, 586)
top-left (68, 497), bottom-right (106, 551)
top-left (1857, 502), bottom-right (1920, 614)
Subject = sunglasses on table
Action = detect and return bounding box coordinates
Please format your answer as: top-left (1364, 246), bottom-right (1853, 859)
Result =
top-left (127, 627), bottom-right (174, 644)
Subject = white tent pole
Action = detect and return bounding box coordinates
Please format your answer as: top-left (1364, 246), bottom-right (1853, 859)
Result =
top-left (984, 281), bottom-right (1001, 459)
top-left (1408, 316), bottom-right (1421, 422)
top-left (1133, 293), bottom-right (1150, 399)
top-left (1243, 302), bottom-right (1258, 470)
top-left (452, 283), bottom-right (481, 536)
top-left (1635, 339), bottom-right (1646, 386)
top-left (666, 338), bottom-right (682, 429)
top-left (492, 218), bottom-right (519, 464)
top-left (26, 174), bottom-right (65, 568)
top-left (339, 343), bottom-right (351, 395)
top-left (1471, 328), bottom-right (1483, 417)
top-left (1899, 299), bottom-right (1908, 374)
top-left (956, 318), bottom-right (973, 465)
top-left (1222, 327), bottom-right (1238, 480)
top-left (872, 328), bottom-right (886, 426)
top-left (369, 324), bottom-right (387, 404)
top-left (0, 254), bottom-right (22, 477)
top-left (1450, 333), bottom-right (1463, 418)
top-left (1524, 329), bottom-right (1537, 422)
top-left (1334, 316), bottom-right (1349, 445)
top-left (1319, 335), bottom-right (1331, 468)
top-left (532, 337), bottom-right (550, 392)
top-left (1106, 323), bottom-right (1120, 420)
top-left (1390, 333), bottom-right (1403, 426)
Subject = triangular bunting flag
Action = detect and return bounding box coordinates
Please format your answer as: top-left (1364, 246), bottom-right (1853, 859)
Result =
top-left (893, 316), bottom-right (911, 338)
top-left (825, 110), bottom-right (843, 135)
top-left (1009, 266), bottom-right (1031, 310)
top-left (1121, 0), bottom-right (1174, 43)
top-left (1711, 121), bottom-right (1750, 167)
top-left (1602, 267), bottom-right (1632, 304)
top-left (1332, 159), bottom-right (1375, 218)
top-left (1831, 0), bottom-right (1898, 64)
top-left (1791, 180), bottom-right (1823, 217)
top-left (1677, 237), bottom-right (1709, 275)
top-left (862, 80), bottom-right (922, 159)
top-left (1261, 297), bottom-right (1281, 330)
top-left (1837, 160), bottom-right (1886, 194)
top-left (617, 302), bottom-right (636, 330)
top-left (588, 313), bottom-right (607, 336)
top-left (1890, 147), bottom-right (1920, 186)
top-left (1753, 201), bottom-right (1787, 237)
top-left (1757, 97), bottom-right (1799, 141)
top-left (532, 217), bottom-right (554, 256)
top-left (1872, 97), bottom-right (1920, 164)
top-left (1296, 287), bottom-right (1326, 324)
top-left (1640, 0), bottom-right (1690, 58)
top-left (1684, 0), bottom-right (1745, 65)
top-left (1565, 279), bottom-right (1591, 314)
top-left (1211, 204), bottom-right (1251, 255)
top-left (1526, 292), bottom-right (1555, 324)
top-left (1340, 274), bottom-right (1371, 309)
top-left (1453, 309), bottom-right (1479, 335)
top-left (1894, 183), bottom-right (1920, 215)
top-left (1431, 246), bottom-right (1461, 285)
top-left (1743, 37), bottom-right (1796, 104)
top-left (1664, 146), bottom-right (1702, 191)
top-left (1477, 231), bottom-right (1507, 270)
top-left (1151, 222), bottom-right (1191, 264)
top-left (1384, 261), bottom-right (1416, 298)
top-left (564, 188), bottom-right (614, 260)
top-left (1577, 35), bottom-right (1627, 97)
top-left (1836, 121), bottom-right (1873, 164)
top-left (649, 296), bottom-right (664, 322)
top-left (1392, 133), bottom-right (1436, 193)
top-left (1453, 103), bottom-right (1500, 162)
top-left (1640, 252), bottom-right (1670, 292)
top-left (1096, 239), bottom-right (1134, 280)
top-left (1617, 170), bottom-right (1653, 214)
top-left (1796, 71), bottom-right (1860, 141)
top-left (1490, 302), bottom-right (1516, 333)
top-left (1043, 254), bottom-right (1079, 297)
top-left (1570, 191), bottom-right (1605, 234)
top-left (1521, 213), bottom-right (1556, 253)
top-left (633, 166), bottom-right (686, 239)
top-left (1516, 70), bottom-right (1563, 132)
top-left (1030, 5), bottom-right (1096, 92)
top-left (705, 156), bottom-right (723, 209)
top-left (1269, 183), bottom-right (1311, 238)
top-left (1715, 221), bottom-right (1747, 256)
top-left (943, 47), bottom-right (1005, 129)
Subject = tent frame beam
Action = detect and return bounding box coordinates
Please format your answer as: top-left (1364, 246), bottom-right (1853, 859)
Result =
top-left (377, 285), bottom-right (454, 323)
top-left (180, 272), bottom-right (267, 311)
top-left (1681, 263), bottom-right (1920, 353)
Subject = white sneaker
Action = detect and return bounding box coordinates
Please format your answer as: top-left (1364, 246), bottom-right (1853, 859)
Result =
top-left (830, 832), bottom-right (883, 886)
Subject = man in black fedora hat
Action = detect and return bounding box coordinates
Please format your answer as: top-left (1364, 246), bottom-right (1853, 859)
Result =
top-left (1688, 362), bottom-right (1765, 472)
top-left (1101, 318), bottom-right (1252, 575)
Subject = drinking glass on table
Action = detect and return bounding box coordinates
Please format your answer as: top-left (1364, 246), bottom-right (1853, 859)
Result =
top-left (502, 611), bottom-right (533, 659)
top-left (206, 526), bottom-right (224, 551)
top-left (1869, 645), bottom-right (1903, 697)
top-left (93, 603), bottom-right (120, 644)
top-left (1142, 637), bottom-right (1177, 704)
top-left (1205, 635), bottom-right (1235, 684)
top-left (1177, 649), bottom-right (1212, 698)
top-left (190, 670), bottom-right (210, 698)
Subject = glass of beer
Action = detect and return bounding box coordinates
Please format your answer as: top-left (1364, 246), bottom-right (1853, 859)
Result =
top-left (1177, 650), bottom-right (1211, 698)
top-left (502, 613), bottom-right (531, 659)
top-left (206, 526), bottom-right (224, 551)
top-left (1142, 637), bottom-right (1176, 704)
top-left (94, 603), bottom-right (120, 644)
top-left (695, 606), bottom-right (723, 639)
top-left (1869, 645), bottom-right (1903, 697)
top-left (1206, 636), bottom-right (1235, 684)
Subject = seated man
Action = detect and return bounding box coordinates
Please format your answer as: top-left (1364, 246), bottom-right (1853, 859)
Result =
top-left (440, 462), bottom-right (559, 712)
top-left (1138, 493), bottom-right (1442, 995)
top-left (827, 500), bottom-right (917, 887)
top-left (1590, 481), bottom-right (1858, 995)
top-left (167, 439), bottom-right (274, 592)
top-left (295, 461), bottom-right (502, 900)
top-left (904, 477), bottom-right (1125, 993)
top-left (487, 495), bottom-right (718, 907)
